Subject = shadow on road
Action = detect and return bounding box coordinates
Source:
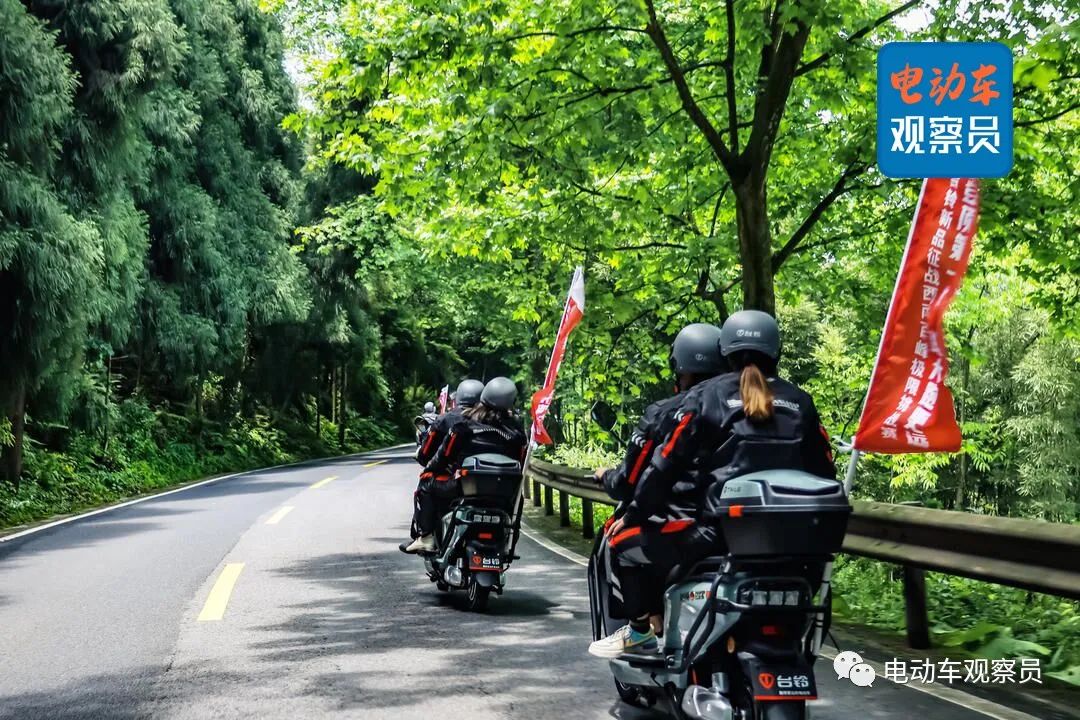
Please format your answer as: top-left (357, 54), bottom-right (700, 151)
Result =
top-left (236, 530), bottom-right (660, 719)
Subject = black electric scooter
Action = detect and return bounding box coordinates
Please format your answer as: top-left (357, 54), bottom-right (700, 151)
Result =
top-left (589, 469), bottom-right (851, 719)
top-left (421, 453), bottom-right (524, 611)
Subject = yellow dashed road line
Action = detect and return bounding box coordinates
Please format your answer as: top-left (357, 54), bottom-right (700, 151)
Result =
top-left (363, 460), bottom-right (387, 468)
top-left (197, 563), bottom-right (245, 621)
top-left (309, 475), bottom-right (337, 489)
top-left (265, 506), bottom-right (294, 525)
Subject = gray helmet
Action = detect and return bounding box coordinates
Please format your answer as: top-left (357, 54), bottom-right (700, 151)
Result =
top-left (670, 323), bottom-right (724, 375)
top-left (455, 379), bottom-right (484, 408)
top-left (480, 376), bottom-right (518, 410)
top-left (720, 310), bottom-right (781, 360)
top-left (424, 401), bottom-right (436, 414)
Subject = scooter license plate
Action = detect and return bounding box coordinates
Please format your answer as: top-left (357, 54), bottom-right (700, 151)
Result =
top-left (469, 554), bottom-right (501, 571)
top-left (748, 662), bottom-right (817, 701)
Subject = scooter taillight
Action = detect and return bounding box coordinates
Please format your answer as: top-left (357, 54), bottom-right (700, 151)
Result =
top-left (761, 625), bottom-right (783, 637)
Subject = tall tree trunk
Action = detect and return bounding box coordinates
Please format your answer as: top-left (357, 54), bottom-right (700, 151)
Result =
top-left (103, 355), bottom-right (112, 453)
top-left (2, 381), bottom-right (27, 488)
top-left (314, 369), bottom-right (321, 439)
top-left (337, 362), bottom-right (347, 450)
top-left (734, 173), bottom-right (776, 314)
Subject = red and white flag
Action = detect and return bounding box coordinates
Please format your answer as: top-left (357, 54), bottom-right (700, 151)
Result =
top-left (530, 267), bottom-right (585, 446)
top-left (854, 178), bottom-right (980, 453)
top-left (437, 385), bottom-right (450, 414)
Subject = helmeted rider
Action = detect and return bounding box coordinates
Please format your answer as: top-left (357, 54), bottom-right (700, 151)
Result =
top-left (414, 401), bottom-right (440, 446)
top-left (404, 377), bottom-right (527, 554)
top-left (588, 323), bottom-right (726, 657)
top-left (589, 310), bottom-right (836, 658)
top-left (402, 380), bottom-right (484, 550)
top-left (416, 380), bottom-right (483, 466)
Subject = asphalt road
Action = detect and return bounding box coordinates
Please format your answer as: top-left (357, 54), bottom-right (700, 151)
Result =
top-left (0, 447), bottom-right (1022, 719)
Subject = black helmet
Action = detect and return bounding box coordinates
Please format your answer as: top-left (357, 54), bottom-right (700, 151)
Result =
top-left (424, 401), bottom-right (436, 414)
top-left (455, 379), bottom-right (484, 407)
top-left (670, 323), bottom-right (724, 375)
top-left (720, 310), bottom-right (780, 360)
top-left (480, 377), bottom-right (517, 410)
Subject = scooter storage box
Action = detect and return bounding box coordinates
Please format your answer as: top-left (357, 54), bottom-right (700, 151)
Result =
top-left (459, 453), bottom-right (523, 502)
top-left (706, 470), bottom-right (850, 558)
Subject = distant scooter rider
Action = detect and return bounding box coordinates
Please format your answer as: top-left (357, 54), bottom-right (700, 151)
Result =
top-left (414, 401), bottom-right (440, 446)
top-left (589, 310), bottom-right (836, 658)
top-left (404, 377), bottom-right (527, 554)
top-left (588, 323), bottom-right (726, 657)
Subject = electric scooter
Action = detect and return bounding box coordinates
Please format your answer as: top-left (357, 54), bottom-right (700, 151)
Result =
top-left (589, 469), bottom-right (851, 720)
top-left (421, 453), bottom-right (523, 611)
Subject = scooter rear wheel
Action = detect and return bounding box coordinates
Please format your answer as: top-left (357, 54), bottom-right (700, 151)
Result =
top-left (466, 577), bottom-right (490, 611)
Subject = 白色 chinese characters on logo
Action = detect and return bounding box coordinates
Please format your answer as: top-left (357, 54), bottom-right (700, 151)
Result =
top-left (878, 43), bottom-right (1013, 178)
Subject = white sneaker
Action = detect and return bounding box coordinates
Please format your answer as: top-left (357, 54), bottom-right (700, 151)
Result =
top-left (588, 624), bottom-right (658, 658)
top-left (404, 535), bottom-right (435, 553)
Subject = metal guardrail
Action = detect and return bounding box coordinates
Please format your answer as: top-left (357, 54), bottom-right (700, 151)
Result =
top-left (524, 457), bottom-right (1080, 648)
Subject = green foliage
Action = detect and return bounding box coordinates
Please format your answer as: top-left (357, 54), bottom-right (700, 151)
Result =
top-left (834, 556), bottom-right (1080, 685)
top-left (0, 396), bottom-right (398, 529)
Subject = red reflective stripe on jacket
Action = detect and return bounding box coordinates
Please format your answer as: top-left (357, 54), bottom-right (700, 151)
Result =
top-left (434, 474), bottom-right (451, 482)
top-left (628, 439), bottom-right (654, 486)
top-left (444, 431), bottom-right (459, 457)
top-left (420, 430), bottom-right (438, 456)
top-left (819, 423), bottom-right (834, 461)
top-left (661, 413), bottom-right (694, 458)
top-left (609, 526), bottom-right (642, 547)
top-left (661, 518), bottom-right (694, 534)
top-left (419, 472), bottom-right (433, 480)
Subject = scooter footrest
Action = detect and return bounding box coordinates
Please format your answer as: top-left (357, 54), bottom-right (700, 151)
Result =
top-left (620, 651), bottom-right (668, 668)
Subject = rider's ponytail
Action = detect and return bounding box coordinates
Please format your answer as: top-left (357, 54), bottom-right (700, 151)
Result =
top-left (740, 363), bottom-right (774, 421)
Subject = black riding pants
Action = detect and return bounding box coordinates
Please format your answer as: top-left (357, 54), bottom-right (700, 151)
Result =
top-left (609, 522), bottom-right (722, 619)
top-left (413, 475), bottom-right (462, 536)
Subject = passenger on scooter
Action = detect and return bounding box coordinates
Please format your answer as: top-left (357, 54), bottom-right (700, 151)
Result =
top-left (402, 380), bottom-right (484, 551)
top-left (404, 377), bottom-right (527, 554)
top-left (589, 310), bottom-right (835, 658)
top-left (416, 380), bottom-right (484, 466)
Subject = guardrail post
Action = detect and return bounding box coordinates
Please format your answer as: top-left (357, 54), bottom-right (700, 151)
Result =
top-left (532, 479), bottom-right (542, 507)
top-left (902, 564), bottom-right (931, 649)
top-left (544, 485), bottom-right (554, 516)
top-left (523, 478), bottom-right (530, 500)
top-left (581, 499), bottom-right (594, 539)
top-left (559, 490), bottom-right (570, 527)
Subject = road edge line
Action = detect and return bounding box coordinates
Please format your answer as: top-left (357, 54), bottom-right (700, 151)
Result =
top-left (0, 443), bottom-right (412, 544)
top-left (520, 521), bottom-right (589, 567)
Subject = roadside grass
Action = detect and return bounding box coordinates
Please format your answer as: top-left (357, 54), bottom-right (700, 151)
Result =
top-left (1, 401), bottom-right (401, 532)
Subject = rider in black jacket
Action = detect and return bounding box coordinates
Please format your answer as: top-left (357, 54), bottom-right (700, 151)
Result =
top-left (402, 380), bottom-right (484, 550)
top-left (415, 380), bottom-right (484, 466)
top-left (589, 311), bottom-right (835, 658)
top-left (588, 323), bottom-right (725, 657)
top-left (404, 377), bottom-right (526, 554)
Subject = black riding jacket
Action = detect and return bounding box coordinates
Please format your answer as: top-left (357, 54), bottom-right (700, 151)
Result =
top-left (415, 407), bottom-right (467, 466)
top-left (424, 415), bottom-right (527, 479)
top-left (601, 394), bottom-right (683, 504)
top-left (625, 372), bottom-right (835, 526)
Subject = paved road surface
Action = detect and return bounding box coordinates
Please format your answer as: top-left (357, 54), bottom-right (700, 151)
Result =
top-left (0, 447), bottom-right (1017, 719)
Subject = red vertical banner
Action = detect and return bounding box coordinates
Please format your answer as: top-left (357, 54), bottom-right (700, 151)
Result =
top-left (854, 178), bottom-right (980, 453)
top-left (530, 267), bottom-right (586, 446)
